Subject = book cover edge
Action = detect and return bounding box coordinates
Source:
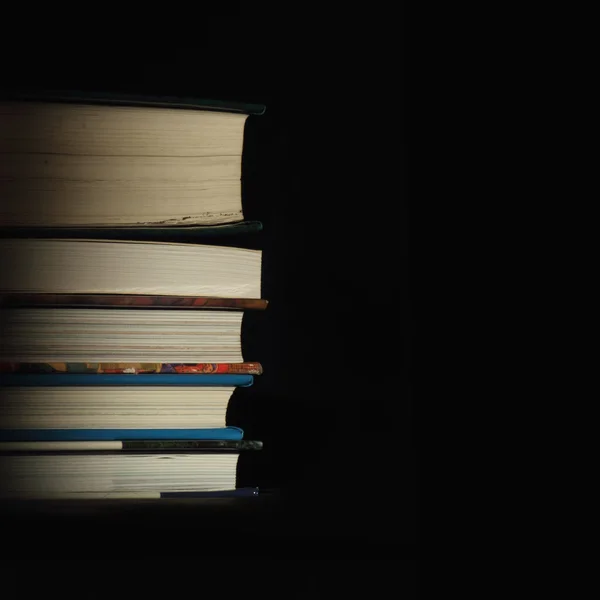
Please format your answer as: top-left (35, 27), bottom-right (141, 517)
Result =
top-left (0, 90), bottom-right (266, 115)
top-left (0, 374), bottom-right (254, 386)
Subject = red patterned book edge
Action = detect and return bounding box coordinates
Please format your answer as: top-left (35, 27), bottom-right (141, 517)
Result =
top-left (0, 294), bottom-right (268, 310)
top-left (0, 362), bottom-right (264, 375)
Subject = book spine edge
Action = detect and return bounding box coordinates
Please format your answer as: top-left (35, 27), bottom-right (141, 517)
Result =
top-left (0, 362), bottom-right (263, 375)
top-left (0, 294), bottom-right (268, 310)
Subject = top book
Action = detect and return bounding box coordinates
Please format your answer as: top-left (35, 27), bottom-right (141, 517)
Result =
top-left (0, 94), bottom-right (265, 228)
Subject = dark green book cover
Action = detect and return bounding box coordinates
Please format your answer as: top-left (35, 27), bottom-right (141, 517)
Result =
top-left (0, 90), bottom-right (266, 115)
top-left (0, 220), bottom-right (263, 241)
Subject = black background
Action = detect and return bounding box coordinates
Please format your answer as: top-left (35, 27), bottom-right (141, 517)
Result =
top-left (1, 25), bottom-right (412, 553)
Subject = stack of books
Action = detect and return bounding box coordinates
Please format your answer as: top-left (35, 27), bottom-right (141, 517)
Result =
top-left (0, 93), bottom-right (266, 499)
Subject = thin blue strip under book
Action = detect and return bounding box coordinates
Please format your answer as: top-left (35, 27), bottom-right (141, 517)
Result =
top-left (0, 488), bottom-right (260, 500)
top-left (0, 427), bottom-right (244, 442)
top-left (0, 374), bottom-right (253, 387)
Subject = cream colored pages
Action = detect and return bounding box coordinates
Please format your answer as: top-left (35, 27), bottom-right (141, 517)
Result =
top-left (0, 387), bottom-right (234, 429)
top-left (0, 453), bottom-right (239, 495)
top-left (0, 102), bottom-right (248, 226)
top-left (0, 309), bottom-right (245, 362)
top-left (0, 239), bottom-right (262, 298)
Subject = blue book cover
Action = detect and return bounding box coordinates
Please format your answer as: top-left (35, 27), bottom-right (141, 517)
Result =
top-left (0, 427), bottom-right (244, 442)
top-left (0, 374), bottom-right (254, 387)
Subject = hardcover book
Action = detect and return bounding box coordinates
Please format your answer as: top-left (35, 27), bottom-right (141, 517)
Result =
top-left (0, 93), bottom-right (265, 230)
top-left (0, 310), bottom-right (256, 364)
top-left (0, 382), bottom-right (249, 442)
top-left (0, 239), bottom-right (262, 299)
top-left (0, 449), bottom-right (255, 498)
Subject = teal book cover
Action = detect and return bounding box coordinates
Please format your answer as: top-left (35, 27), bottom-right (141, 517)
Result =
top-left (0, 374), bottom-right (254, 387)
top-left (0, 426), bottom-right (244, 442)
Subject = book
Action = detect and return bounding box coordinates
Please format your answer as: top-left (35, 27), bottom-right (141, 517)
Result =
top-left (0, 95), bottom-right (265, 228)
top-left (0, 440), bottom-right (263, 452)
top-left (0, 385), bottom-right (246, 430)
top-left (0, 362), bottom-right (263, 374)
top-left (0, 451), bottom-right (250, 498)
top-left (0, 427), bottom-right (244, 441)
top-left (0, 294), bottom-right (268, 310)
top-left (0, 239), bottom-right (262, 299)
top-left (0, 309), bottom-right (254, 364)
